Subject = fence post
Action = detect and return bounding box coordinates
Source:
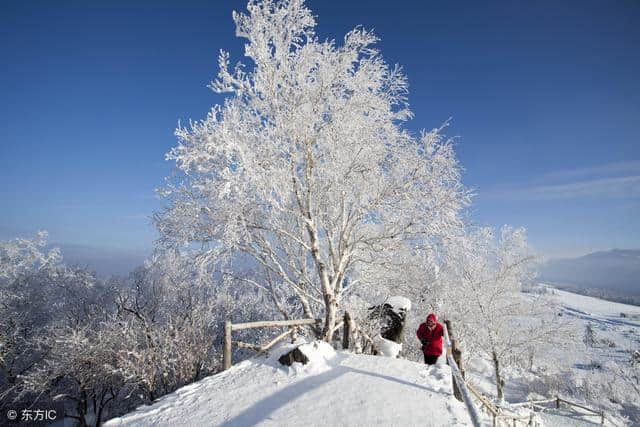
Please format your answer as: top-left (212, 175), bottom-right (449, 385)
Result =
top-left (343, 312), bottom-right (351, 350)
top-left (556, 396), bottom-right (560, 409)
top-left (600, 411), bottom-right (604, 425)
top-left (445, 320), bottom-right (463, 401)
top-left (223, 320), bottom-right (232, 370)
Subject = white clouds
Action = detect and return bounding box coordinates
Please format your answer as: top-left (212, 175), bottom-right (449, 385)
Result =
top-left (504, 175), bottom-right (640, 201)
top-left (482, 161), bottom-right (640, 201)
top-left (535, 160), bottom-right (640, 184)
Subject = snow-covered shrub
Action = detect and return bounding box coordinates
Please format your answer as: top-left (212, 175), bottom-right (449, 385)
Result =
top-left (113, 249), bottom-right (284, 403)
top-left (584, 323), bottom-right (597, 347)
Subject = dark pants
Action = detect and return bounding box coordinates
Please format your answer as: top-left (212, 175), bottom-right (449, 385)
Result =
top-left (424, 354), bottom-right (439, 365)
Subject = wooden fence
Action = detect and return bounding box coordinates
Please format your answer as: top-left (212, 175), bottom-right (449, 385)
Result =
top-left (511, 396), bottom-right (620, 426)
top-left (341, 312), bottom-right (377, 354)
top-left (442, 318), bottom-right (619, 427)
top-left (465, 382), bottom-right (541, 427)
top-left (222, 318), bottom-right (321, 370)
top-left (223, 311), bottom-right (383, 371)
top-left (465, 381), bottom-right (620, 426)
top-left (443, 322), bottom-right (483, 427)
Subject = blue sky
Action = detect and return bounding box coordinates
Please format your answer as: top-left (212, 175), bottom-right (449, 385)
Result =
top-left (1, 0), bottom-right (638, 260)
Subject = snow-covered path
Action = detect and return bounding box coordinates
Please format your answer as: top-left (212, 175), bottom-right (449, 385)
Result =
top-left (105, 341), bottom-right (471, 427)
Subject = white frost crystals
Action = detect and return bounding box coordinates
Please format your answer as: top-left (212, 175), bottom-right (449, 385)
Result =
top-left (155, 0), bottom-right (470, 342)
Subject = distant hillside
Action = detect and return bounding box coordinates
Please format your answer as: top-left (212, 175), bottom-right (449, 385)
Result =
top-left (539, 249), bottom-right (640, 299)
top-left (50, 243), bottom-right (148, 277)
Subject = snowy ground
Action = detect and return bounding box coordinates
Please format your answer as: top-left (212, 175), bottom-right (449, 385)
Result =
top-left (104, 341), bottom-right (471, 427)
top-left (104, 284), bottom-right (640, 427)
top-left (466, 284), bottom-right (640, 426)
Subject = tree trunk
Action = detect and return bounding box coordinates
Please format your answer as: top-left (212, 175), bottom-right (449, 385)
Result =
top-left (322, 294), bottom-right (337, 342)
top-left (303, 214), bottom-right (334, 343)
top-left (223, 320), bottom-right (232, 370)
top-left (492, 351), bottom-right (504, 400)
top-left (342, 312), bottom-right (351, 350)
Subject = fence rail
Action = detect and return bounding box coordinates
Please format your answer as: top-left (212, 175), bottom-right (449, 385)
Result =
top-left (442, 318), bottom-right (618, 427)
top-left (223, 318), bottom-right (322, 370)
top-left (341, 312), bottom-right (377, 354)
top-left (465, 380), bottom-right (618, 426)
top-left (443, 322), bottom-right (483, 427)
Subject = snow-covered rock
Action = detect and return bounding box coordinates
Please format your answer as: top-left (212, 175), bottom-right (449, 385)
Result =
top-left (373, 334), bottom-right (403, 358)
top-left (387, 296), bottom-right (412, 313)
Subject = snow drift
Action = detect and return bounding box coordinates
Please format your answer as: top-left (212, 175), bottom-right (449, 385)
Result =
top-left (105, 341), bottom-right (471, 427)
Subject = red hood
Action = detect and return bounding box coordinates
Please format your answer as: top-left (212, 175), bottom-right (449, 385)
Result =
top-left (426, 313), bottom-right (437, 322)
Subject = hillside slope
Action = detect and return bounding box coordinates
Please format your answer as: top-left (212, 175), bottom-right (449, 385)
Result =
top-left (463, 285), bottom-right (640, 426)
top-left (539, 249), bottom-right (640, 298)
top-left (104, 341), bottom-right (471, 427)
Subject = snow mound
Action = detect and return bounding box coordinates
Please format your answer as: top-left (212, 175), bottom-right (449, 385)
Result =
top-left (283, 340), bottom-right (337, 375)
top-left (105, 340), bottom-right (471, 427)
top-left (387, 296), bottom-right (412, 312)
top-left (373, 334), bottom-right (402, 358)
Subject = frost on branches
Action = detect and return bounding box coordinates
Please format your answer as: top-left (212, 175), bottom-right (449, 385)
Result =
top-left (435, 226), bottom-right (568, 400)
top-left (155, 0), bottom-right (470, 342)
top-left (0, 232), bottom-right (107, 422)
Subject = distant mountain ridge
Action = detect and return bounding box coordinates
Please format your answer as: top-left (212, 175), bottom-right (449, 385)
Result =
top-left (539, 249), bottom-right (640, 298)
top-left (49, 243), bottom-right (148, 277)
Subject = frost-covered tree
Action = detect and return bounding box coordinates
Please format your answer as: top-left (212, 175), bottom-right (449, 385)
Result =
top-left (436, 226), bottom-right (565, 400)
top-left (113, 252), bottom-right (220, 401)
top-left (113, 248), bottom-right (279, 402)
top-left (1, 233), bottom-right (77, 405)
top-left (1, 232), bottom-right (57, 375)
top-left (18, 322), bottom-right (128, 427)
top-left (155, 0), bottom-right (469, 342)
top-left (0, 231), bottom-right (61, 283)
top-left (0, 232), bottom-right (127, 425)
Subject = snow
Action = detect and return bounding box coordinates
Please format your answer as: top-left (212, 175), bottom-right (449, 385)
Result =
top-left (373, 335), bottom-right (403, 358)
top-left (104, 340), bottom-right (471, 427)
top-left (387, 296), bottom-right (412, 312)
top-left (465, 284), bottom-right (640, 426)
top-left (103, 284), bottom-right (640, 427)
top-left (550, 287), bottom-right (640, 321)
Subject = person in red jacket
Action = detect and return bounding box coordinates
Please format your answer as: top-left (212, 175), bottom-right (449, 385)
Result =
top-left (416, 313), bottom-right (444, 365)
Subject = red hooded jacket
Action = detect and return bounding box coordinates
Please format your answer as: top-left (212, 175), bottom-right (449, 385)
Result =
top-left (416, 313), bottom-right (444, 356)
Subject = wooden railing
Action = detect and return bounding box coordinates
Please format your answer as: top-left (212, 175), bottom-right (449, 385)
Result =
top-left (465, 382), bottom-right (541, 427)
top-left (443, 322), bottom-right (483, 427)
top-left (341, 312), bottom-right (377, 354)
top-left (511, 396), bottom-right (619, 426)
top-left (222, 318), bottom-right (321, 370)
top-left (223, 311), bottom-right (382, 371)
top-left (465, 382), bottom-right (619, 426)
top-left (442, 319), bottom-right (618, 426)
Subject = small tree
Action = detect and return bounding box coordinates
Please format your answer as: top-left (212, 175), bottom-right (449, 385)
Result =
top-left (113, 249), bottom-right (278, 402)
top-left (437, 226), bottom-right (566, 400)
top-left (155, 0), bottom-right (469, 342)
top-left (17, 322), bottom-right (128, 427)
top-left (584, 323), bottom-right (596, 348)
